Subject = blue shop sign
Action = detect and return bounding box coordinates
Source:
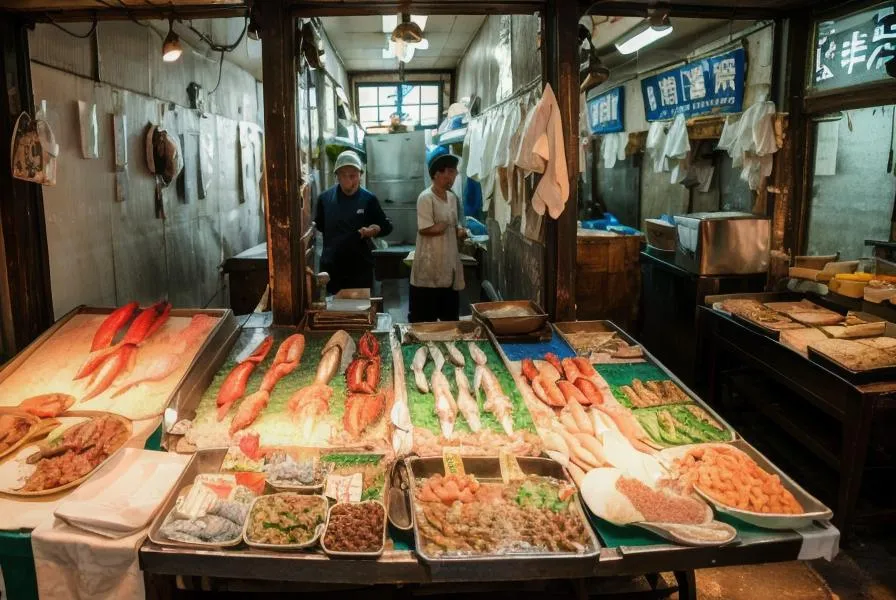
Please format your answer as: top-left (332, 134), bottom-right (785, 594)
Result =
top-left (587, 86), bottom-right (625, 134)
top-left (640, 47), bottom-right (746, 121)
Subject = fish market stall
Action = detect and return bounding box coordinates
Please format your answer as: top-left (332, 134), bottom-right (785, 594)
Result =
top-left (699, 291), bottom-right (896, 540)
top-left (138, 319), bottom-right (838, 600)
top-left (0, 303), bottom-right (236, 600)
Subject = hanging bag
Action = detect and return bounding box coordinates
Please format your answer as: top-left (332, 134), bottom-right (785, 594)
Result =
top-left (10, 111), bottom-right (58, 185)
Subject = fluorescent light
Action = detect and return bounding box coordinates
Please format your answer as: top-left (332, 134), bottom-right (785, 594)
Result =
top-left (381, 14), bottom-right (427, 33)
top-left (615, 21), bottom-right (673, 55)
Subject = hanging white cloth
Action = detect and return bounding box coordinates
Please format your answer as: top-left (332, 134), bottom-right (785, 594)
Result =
top-left (600, 132), bottom-right (628, 169)
top-left (465, 117), bottom-right (485, 180)
top-left (514, 83), bottom-right (569, 219)
top-left (663, 114), bottom-right (691, 184)
top-left (717, 100), bottom-right (779, 191)
top-left (645, 121), bottom-right (668, 173)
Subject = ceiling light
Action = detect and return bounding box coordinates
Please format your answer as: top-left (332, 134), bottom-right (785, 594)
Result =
top-left (649, 8), bottom-right (672, 32)
top-left (382, 14), bottom-right (427, 34)
top-left (615, 20), bottom-right (672, 55)
top-left (162, 19), bottom-right (183, 62)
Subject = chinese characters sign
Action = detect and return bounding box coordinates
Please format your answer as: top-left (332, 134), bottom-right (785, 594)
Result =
top-left (640, 48), bottom-right (745, 122)
top-left (587, 86), bottom-right (624, 134)
top-left (813, 5), bottom-right (896, 92)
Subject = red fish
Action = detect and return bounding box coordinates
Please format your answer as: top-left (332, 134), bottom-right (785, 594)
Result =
top-left (345, 357), bottom-right (375, 394)
top-left (520, 358), bottom-right (539, 383)
top-left (343, 393), bottom-right (385, 438)
top-left (572, 357), bottom-right (597, 378)
top-left (259, 334), bottom-right (305, 393)
top-left (358, 331), bottom-right (379, 359)
top-left (216, 335), bottom-right (274, 420)
top-left (544, 353), bottom-right (563, 374)
top-left (81, 344), bottom-right (137, 402)
top-left (90, 301), bottom-right (138, 351)
top-left (121, 301), bottom-right (171, 345)
top-left (557, 379), bottom-right (591, 406)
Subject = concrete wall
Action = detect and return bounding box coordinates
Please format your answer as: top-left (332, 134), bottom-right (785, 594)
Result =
top-left (454, 14), bottom-right (544, 305)
top-left (806, 105), bottom-right (896, 260)
top-left (29, 21), bottom-right (264, 318)
top-left (589, 24), bottom-right (773, 228)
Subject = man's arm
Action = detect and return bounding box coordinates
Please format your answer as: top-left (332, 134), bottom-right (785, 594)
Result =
top-left (363, 193), bottom-right (393, 238)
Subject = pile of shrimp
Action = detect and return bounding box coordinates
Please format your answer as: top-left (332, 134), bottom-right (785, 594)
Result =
top-left (417, 473), bottom-right (481, 506)
top-left (674, 445), bottom-right (803, 514)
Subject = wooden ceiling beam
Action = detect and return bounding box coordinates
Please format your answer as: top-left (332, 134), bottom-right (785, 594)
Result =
top-left (6, 5), bottom-right (247, 22)
top-left (289, 2), bottom-right (545, 17)
top-left (579, 1), bottom-right (798, 20)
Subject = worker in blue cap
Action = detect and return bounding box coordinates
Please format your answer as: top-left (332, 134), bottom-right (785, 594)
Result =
top-left (409, 150), bottom-right (467, 322)
top-left (314, 150), bottom-right (393, 294)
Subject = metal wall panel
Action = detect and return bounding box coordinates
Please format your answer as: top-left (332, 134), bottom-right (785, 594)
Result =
top-left (97, 22), bottom-right (152, 96)
top-left (31, 64), bottom-right (117, 317)
top-left (30, 19), bottom-right (263, 317)
top-left (28, 23), bottom-right (93, 78)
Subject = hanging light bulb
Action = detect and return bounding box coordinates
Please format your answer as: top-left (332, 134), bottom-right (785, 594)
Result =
top-left (162, 19), bottom-right (183, 62)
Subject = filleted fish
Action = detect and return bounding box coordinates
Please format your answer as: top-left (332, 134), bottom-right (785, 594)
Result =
top-left (474, 365), bottom-right (514, 435)
top-left (453, 367), bottom-right (481, 432)
top-left (431, 369), bottom-right (457, 439)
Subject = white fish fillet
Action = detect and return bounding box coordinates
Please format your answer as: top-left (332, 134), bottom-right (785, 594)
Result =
top-left (411, 346), bottom-right (429, 371)
top-left (444, 342), bottom-right (465, 367)
top-left (431, 369), bottom-right (457, 439)
top-left (468, 342), bottom-right (488, 366)
top-left (453, 367), bottom-right (481, 432)
top-left (413, 368), bottom-right (430, 394)
top-left (474, 365), bottom-right (513, 435)
top-left (427, 343), bottom-right (445, 372)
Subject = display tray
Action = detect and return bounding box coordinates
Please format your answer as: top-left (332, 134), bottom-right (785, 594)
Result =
top-left (660, 440), bottom-right (833, 530)
top-left (0, 412), bottom-right (132, 497)
top-left (553, 320), bottom-right (645, 363)
top-left (242, 493), bottom-right (328, 551)
top-left (396, 321), bottom-right (484, 344)
top-left (147, 448), bottom-right (230, 548)
top-left (0, 305), bottom-right (235, 424)
top-left (471, 301), bottom-right (549, 337)
top-left (405, 456), bottom-right (600, 565)
top-left (320, 500), bottom-right (387, 559)
top-left (806, 344), bottom-right (896, 385)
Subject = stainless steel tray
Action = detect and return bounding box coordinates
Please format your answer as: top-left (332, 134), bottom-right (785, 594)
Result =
top-left (552, 320), bottom-right (646, 363)
top-left (242, 493), bottom-right (328, 551)
top-left (405, 456), bottom-right (601, 564)
top-left (320, 500), bottom-right (387, 558)
top-left (471, 301), bottom-right (549, 337)
top-left (147, 448), bottom-right (240, 549)
top-left (659, 439), bottom-right (833, 530)
top-left (395, 321), bottom-right (484, 344)
top-left (0, 306), bottom-right (236, 426)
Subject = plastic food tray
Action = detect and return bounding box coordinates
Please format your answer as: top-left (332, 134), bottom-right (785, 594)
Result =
top-left (242, 493), bottom-right (328, 551)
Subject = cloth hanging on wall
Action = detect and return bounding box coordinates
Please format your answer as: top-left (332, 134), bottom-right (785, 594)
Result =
top-left (645, 120), bottom-right (668, 173)
top-left (514, 83), bottom-right (569, 219)
top-left (716, 100), bottom-right (779, 190)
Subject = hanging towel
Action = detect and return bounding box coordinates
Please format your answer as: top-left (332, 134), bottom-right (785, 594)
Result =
top-left (514, 83), bottom-right (569, 219)
top-left (645, 120), bottom-right (668, 173)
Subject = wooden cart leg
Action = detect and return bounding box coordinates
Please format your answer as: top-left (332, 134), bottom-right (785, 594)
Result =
top-left (673, 570), bottom-right (697, 600)
top-left (838, 398), bottom-right (874, 543)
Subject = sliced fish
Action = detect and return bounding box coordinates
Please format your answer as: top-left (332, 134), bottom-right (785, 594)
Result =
top-left (454, 367), bottom-right (481, 432)
top-left (413, 369), bottom-right (430, 394)
top-left (468, 342), bottom-right (488, 366)
top-left (411, 346), bottom-right (429, 371)
top-left (444, 341), bottom-right (465, 367)
top-left (475, 365), bottom-right (514, 435)
top-left (427, 343), bottom-right (445, 372)
top-left (431, 370), bottom-right (457, 439)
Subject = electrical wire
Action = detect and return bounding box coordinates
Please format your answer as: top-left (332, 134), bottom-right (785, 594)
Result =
top-left (44, 13), bottom-right (98, 38)
top-left (184, 17), bottom-right (248, 53)
top-left (209, 49), bottom-right (226, 95)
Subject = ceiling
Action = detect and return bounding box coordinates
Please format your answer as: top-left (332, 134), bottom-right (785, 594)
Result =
top-left (0, 0), bottom-right (243, 8)
top-left (319, 15), bottom-right (486, 71)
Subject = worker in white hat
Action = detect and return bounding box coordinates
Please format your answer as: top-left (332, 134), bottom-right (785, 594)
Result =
top-left (314, 150), bottom-right (393, 294)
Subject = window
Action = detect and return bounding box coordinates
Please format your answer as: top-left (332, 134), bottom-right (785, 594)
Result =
top-left (806, 105), bottom-right (896, 259)
top-left (356, 82), bottom-right (442, 130)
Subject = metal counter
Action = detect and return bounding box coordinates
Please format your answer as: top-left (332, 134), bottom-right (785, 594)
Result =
top-left (140, 319), bottom-right (837, 599)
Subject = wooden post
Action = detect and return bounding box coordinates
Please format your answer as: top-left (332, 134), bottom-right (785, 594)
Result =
top-left (543, 0), bottom-right (579, 322)
top-left (0, 18), bottom-right (54, 357)
top-left (257, 2), bottom-right (304, 326)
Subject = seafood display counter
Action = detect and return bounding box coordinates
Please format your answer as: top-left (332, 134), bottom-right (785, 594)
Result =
top-left (137, 319), bottom-right (837, 600)
top-left (699, 293), bottom-right (896, 540)
top-left (0, 303), bottom-right (238, 600)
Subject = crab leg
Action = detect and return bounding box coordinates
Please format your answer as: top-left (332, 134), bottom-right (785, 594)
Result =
top-left (259, 334), bottom-right (305, 393)
top-left (216, 335), bottom-right (274, 420)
